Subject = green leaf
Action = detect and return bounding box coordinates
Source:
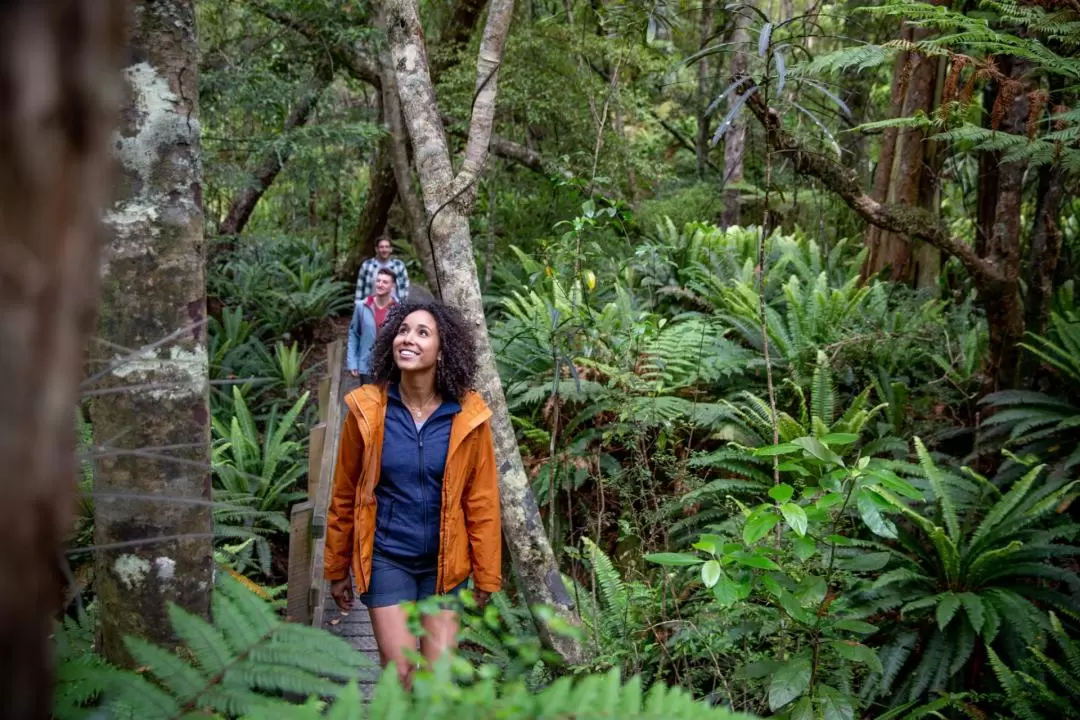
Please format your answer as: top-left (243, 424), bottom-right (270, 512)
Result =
top-left (768, 655), bottom-right (812, 711)
top-left (754, 443), bottom-right (803, 456)
top-left (744, 507), bottom-right (781, 544)
top-left (711, 573), bottom-right (748, 606)
top-left (791, 696), bottom-right (814, 720)
top-left (792, 535), bottom-right (817, 561)
top-left (769, 483), bottom-right (795, 503)
top-left (830, 640), bottom-right (884, 674)
top-left (857, 491), bottom-right (898, 539)
top-left (915, 437), bottom-right (960, 541)
top-left (936, 592), bottom-right (961, 630)
top-left (781, 502), bottom-right (808, 536)
top-left (701, 560), bottom-right (722, 588)
top-left (820, 433), bottom-right (859, 446)
top-left (959, 592), bottom-right (985, 634)
top-left (833, 619), bottom-right (878, 634)
top-left (792, 436), bottom-right (845, 467)
top-left (644, 552), bottom-right (702, 566)
top-left (729, 550), bottom-right (781, 570)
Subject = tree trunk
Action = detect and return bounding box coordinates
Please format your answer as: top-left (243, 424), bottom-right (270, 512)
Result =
top-left (695, 0), bottom-right (714, 179)
top-left (980, 58), bottom-right (1029, 391)
top-left (382, 0), bottom-right (585, 664)
top-left (861, 21), bottom-right (944, 288)
top-left (722, 8), bottom-right (751, 228)
top-left (1024, 163), bottom-right (1065, 342)
top-left (0, 3), bottom-right (124, 716)
top-left (377, 32), bottom-right (440, 291)
top-left (218, 70), bottom-right (331, 240)
top-left (350, 134), bottom-right (397, 279)
top-left (91, 0), bottom-right (213, 667)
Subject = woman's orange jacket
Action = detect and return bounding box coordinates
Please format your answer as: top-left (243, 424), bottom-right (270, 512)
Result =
top-left (323, 384), bottom-right (502, 595)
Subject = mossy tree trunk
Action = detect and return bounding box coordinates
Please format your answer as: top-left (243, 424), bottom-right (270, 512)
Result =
top-left (91, 0), bottom-right (213, 667)
top-left (0, 3), bottom-right (125, 716)
top-left (381, 0), bottom-right (586, 664)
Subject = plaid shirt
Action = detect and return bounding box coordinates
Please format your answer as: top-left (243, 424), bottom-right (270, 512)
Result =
top-left (354, 257), bottom-right (409, 306)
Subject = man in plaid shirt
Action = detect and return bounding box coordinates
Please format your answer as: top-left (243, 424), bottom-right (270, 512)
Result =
top-left (354, 236), bottom-right (409, 306)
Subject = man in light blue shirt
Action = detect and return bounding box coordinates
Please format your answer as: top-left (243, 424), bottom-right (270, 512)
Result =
top-left (346, 301), bottom-right (377, 383)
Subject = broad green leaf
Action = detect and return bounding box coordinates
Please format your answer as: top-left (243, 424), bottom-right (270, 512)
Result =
top-left (712, 573), bottom-right (748, 606)
top-left (769, 483), bottom-right (795, 503)
top-left (730, 550), bottom-right (780, 570)
top-left (701, 559), bottom-right (722, 588)
top-left (830, 640), bottom-right (884, 674)
top-left (644, 552), bottom-right (702, 566)
top-left (833, 619), bottom-right (878, 634)
top-left (791, 696), bottom-right (814, 720)
top-left (817, 492), bottom-right (845, 509)
top-left (820, 433), bottom-right (859, 446)
top-left (754, 443), bottom-right (803, 457)
top-left (792, 535), bottom-right (817, 561)
top-left (743, 507), bottom-right (780, 544)
top-left (781, 502), bottom-right (808, 536)
top-left (768, 655), bottom-right (812, 711)
top-left (792, 436), bottom-right (845, 467)
top-left (857, 491), bottom-right (897, 539)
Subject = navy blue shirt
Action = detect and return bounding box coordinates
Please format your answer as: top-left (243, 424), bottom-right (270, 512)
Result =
top-left (373, 384), bottom-right (461, 562)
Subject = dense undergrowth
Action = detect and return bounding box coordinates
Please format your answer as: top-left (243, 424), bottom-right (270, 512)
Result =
top-left (58, 0), bottom-right (1080, 716)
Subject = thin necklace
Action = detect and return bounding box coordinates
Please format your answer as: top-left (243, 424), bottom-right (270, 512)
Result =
top-left (401, 390), bottom-right (437, 418)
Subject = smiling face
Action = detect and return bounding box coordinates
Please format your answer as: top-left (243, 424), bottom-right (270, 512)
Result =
top-left (374, 272), bottom-right (394, 298)
top-left (392, 310), bottom-right (440, 374)
top-left (375, 238), bottom-right (393, 261)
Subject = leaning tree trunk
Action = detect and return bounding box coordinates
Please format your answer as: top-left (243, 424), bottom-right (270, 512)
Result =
top-left (91, 0), bottom-right (213, 667)
top-left (0, 3), bottom-right (124, 716)
top-left (722, 7), bottom-right (751, 228)
top-left (381, 0), bottom-right (585, 664)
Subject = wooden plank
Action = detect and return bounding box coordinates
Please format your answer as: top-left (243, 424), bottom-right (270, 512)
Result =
top-left (317, 377), bottom-right (330, 423)
top-left (307, 422), bottom-right (326, 498)
top-left (309, 339), bottom-right (344, 630)
top-left (286, 501), bottom-right (314, 624)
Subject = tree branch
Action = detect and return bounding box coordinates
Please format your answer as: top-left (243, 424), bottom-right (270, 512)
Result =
top-left (218, 69), bottom-right (332, 238)
top-left (244, 0), bottom-right (381, 87)
top-left (741, 77), bottom-right (1000, 285)
top-left (455, 0), bottom-right (515, 202)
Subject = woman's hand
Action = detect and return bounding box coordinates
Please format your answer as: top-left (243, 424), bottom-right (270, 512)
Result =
top-left (473, 589), bottom-right (491, 610)
top-left (330, 577), bottom-right (354, 611)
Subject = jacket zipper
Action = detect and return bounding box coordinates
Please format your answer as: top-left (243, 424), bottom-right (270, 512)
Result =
top-left (418, 422), bottom-right (428, 557)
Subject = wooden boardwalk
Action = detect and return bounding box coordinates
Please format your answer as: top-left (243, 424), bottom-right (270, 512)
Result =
top-left (287, 342), bottom-right (381, 686)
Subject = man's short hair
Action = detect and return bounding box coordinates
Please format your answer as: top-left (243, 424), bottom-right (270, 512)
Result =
top-left (376, 237), bottom-right (392, 248)
top-left (376, 267), bottom-right (397, 282)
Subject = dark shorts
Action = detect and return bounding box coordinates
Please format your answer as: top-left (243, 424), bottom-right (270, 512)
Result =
top-left (360, 552), bottom-right (466, 609)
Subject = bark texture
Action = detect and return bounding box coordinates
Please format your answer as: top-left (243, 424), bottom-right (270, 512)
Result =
top-left (722, 9), bottom-right (752, 228)
top-left (218, 70), bottom-right (331, 238)
top-left (377, 28), bottom-right (440, 290)
top-left (91, 0), bottom-right (213, 666)
top-left (861, 22), bottom-right (944, 288)
top-left (695, 0), bottom-right (714, 178)
top-left (0, 3), bottom-right (124, 716)
top-left (383, 0), bottom-right (585, 664)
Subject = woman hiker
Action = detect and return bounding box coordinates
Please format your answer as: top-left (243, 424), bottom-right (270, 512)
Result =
top-left (324, 300), bottom-right (502, 688)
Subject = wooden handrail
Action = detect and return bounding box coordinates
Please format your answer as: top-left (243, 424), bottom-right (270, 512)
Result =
top-left (286, 339), bottom-right (344, 625)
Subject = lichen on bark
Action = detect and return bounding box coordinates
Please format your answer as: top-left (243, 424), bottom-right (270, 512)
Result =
top-left (91, 0), bottom-right (213, 667)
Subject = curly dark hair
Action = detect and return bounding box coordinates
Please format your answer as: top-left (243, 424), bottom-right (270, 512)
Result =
top-left (370, 300), bottom-right (477, 400)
